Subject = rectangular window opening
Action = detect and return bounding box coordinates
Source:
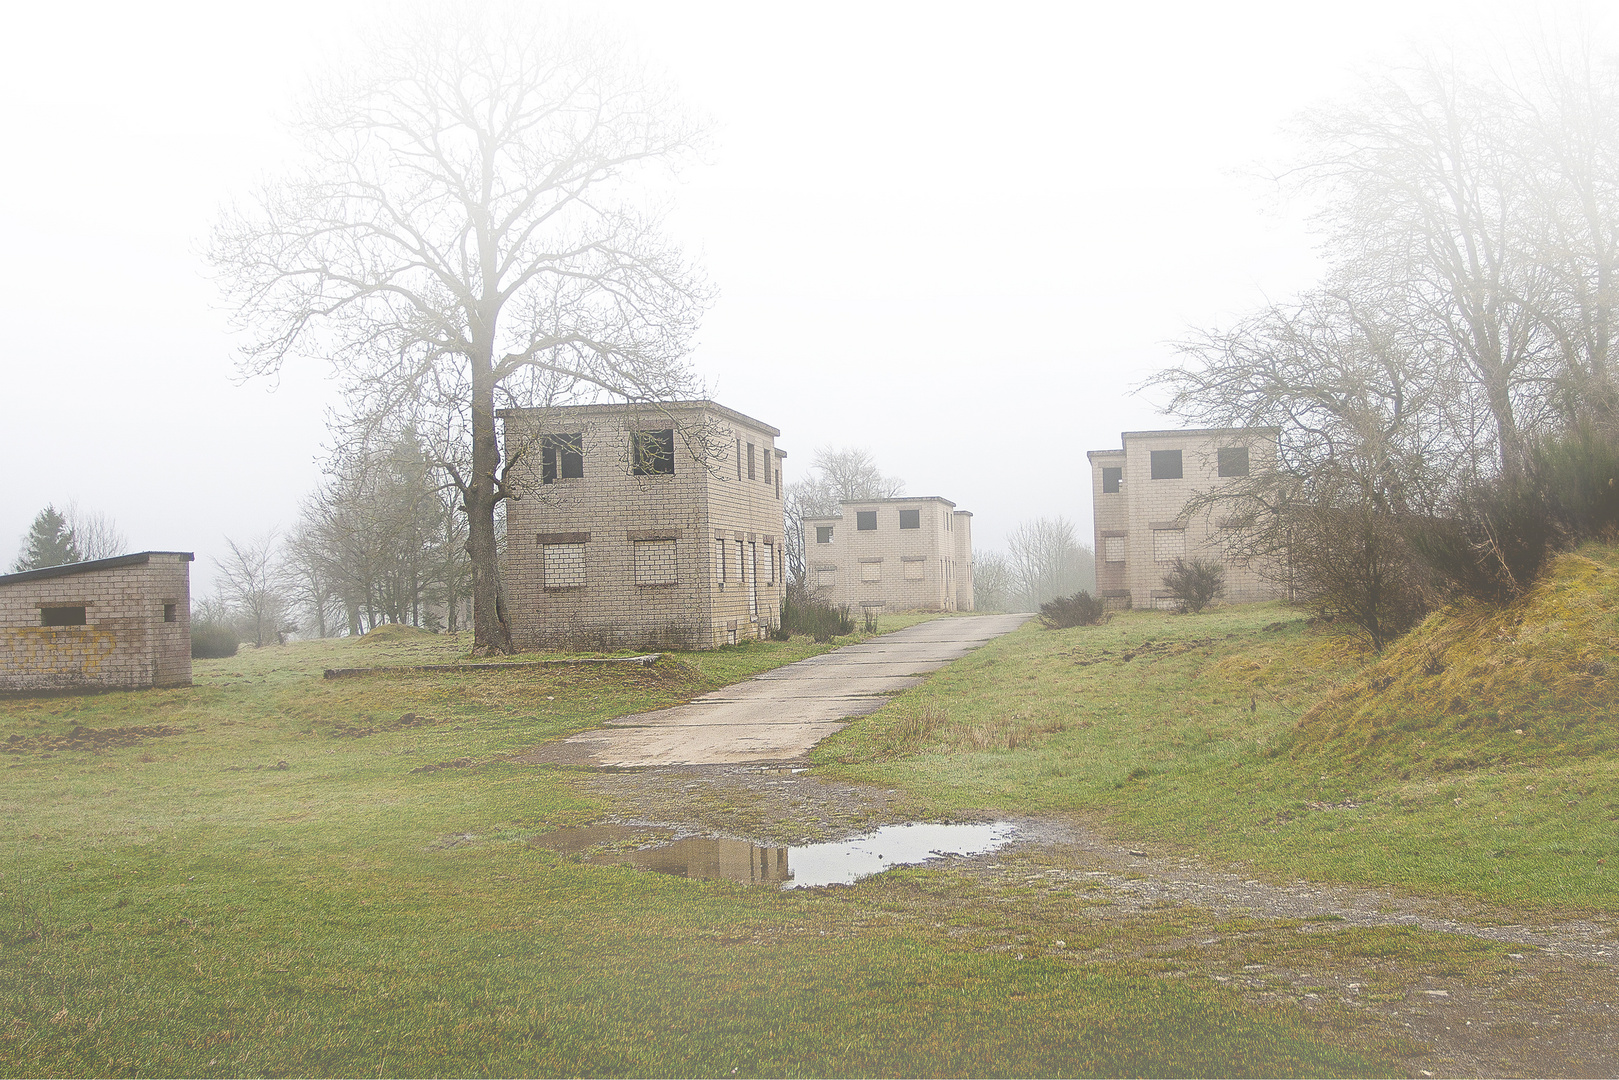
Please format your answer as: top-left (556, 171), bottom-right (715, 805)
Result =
top-left (163, 603), bottom-right (177, 623)
top-left (540, 433), bottom-right (585, 482)
top-left (899, 509), bottom-right (920, 529)
top-left (1102, 466), bottom-right (1122, 493)
top-left (1150, 449), bottom-right (1183, 480)
top-left (816, 525), bottom-right (834, 544)
top-left (747, 443), bottom-right (757, 480)
top-left (632, 429), bottom-right (675, 475)
top-left (856, 511), bottom-right (877, 531)
top-left (1218, 447), bottom-right (1250, 477)
top-left (41, 606), bottom-right (87, 626)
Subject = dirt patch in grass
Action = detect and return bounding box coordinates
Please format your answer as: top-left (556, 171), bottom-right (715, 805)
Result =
top-left (329, 711), bottom-right (444, 738)
top-left (3, 724), bottom-right (184, 755)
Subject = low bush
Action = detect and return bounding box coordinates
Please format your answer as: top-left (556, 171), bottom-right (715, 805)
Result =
top-left (1161, 557), bottom-right (1226, 614)
top-left (781, 585), bottom-right (855, 643)
top-left (1039, 590), bottom-right (1110, 628)
top-left (191, 620), bottom-right (239, 659)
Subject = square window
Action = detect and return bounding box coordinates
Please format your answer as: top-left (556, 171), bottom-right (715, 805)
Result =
top-left (816, 568), bottom-right (836, 587)
top-left (632, 429), bottom-right (675, 475)
top-left (898, 509), bottom-right (920, 529)
top-left (903, 560), bottom-right (924, 581)
top-left (163, 603), bottom-right (177, 623)
top-left (856, 511), bottom-right (877, 531)
top-left (541, 433), bottom-right (584, 482)
top-left (1152, 529), bottom-right (1186, 563)
top-left (1102, 466), bottom-right (1122, 493)
top-left (633, 539), bottom-right (678, 586)
top-left (543, 543), bottom-right (587, 588)
top-left (1150, 449), bottom-right (1183, 480)
top-left (1218, 447), bottom-right (1250, 477)
top-left (816, 525), bottom-right (834, 544)
top-left (41, 606), bottom-right (86, 626)
top-left (1104, 536), bottom-right (1126, 563)
top-left (860, 561), bottom-right (881, 583)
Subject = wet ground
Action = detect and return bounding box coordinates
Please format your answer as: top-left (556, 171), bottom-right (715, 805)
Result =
top-left (556, 763), bottom-right (1619, 1078)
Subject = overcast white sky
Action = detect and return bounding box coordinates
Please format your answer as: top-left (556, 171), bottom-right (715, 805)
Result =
top-left (1, 0), bottom-right (1607, 591)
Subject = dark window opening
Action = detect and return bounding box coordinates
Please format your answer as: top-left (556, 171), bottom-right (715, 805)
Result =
top-left (899, 509), bottom-right (920, 529)
top-left (632, 429), bottom-right (675, 475)
top-left (41, 606), bottom-right (86, 626)
top-left (764, 449), bottom-right (772, 484)
top-left (163, 603), bottom-right (177, 623)
top-left (736, 439), bottom-right (742, 480)
top-left (1150, 449), bottom-right (1183, 480)
top-left (816, 526), bottom-right (834, 544)
top-left (1102, 466), bottom-right (1122, 493)
top-left (747, 443), bottom-right (757, 480)
top-left (856, 511), bottom-right (877, 531)
top-left (1218, 447), bottom-right (1250, 477)
top-left (540, 433), bottom-right (585, 482)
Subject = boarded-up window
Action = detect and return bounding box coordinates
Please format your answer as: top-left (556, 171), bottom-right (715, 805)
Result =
top-left (899, 509), bottom-right (920, 529)
top-left (1152, 529), bottom-right (1185, 563)
top-left (1150, 449), bottom-right (1183, 479)
top-left (1102, 466), bottom-right (1122, 493)
top-left (1104, 536), bottom-right (1126, 563)
top-left (817, 568), bottom-right (836, 587)
top-left (544, 544), bottom-right (586, 588)
top-left (763, 543), bottom-right (775, 584)
top-left (1218, 447), bottom-right (1249, 477)
top-left (40, 606), bottom-right (86, 626)
top-left (715, 539), bottom-right (727, 582)
top-left (541, 433), bottom-right (584, 482)
top-left (634, 539), bottom-right (678, 586)
top-left (816, 525), bottom-right (833, 544)
top-left (631, 429), bottom-right (675, 475)
top-left (903, 559), bottom-right (925, 581)
top-left (747, 443), bottom-right (757, 480)
top-left (856, 511), bottom-right (877, 531)
top-left (860, 561), bottom-right (881, 583)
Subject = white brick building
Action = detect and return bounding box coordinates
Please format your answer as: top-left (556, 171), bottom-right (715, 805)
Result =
top-left (497, 401), bottom-right (787, 650)
top-left (803, 497), bottom-right (974, 613)
top-left (1088, 428), bottom-right (1285, 609)
top-left (0, 552), bottom-right (194, 691)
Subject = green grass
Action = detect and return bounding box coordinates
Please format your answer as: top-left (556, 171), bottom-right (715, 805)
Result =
top-left (0, 616), bottom-right (1404, 1077)
top-left (816, 579), bottom-right (1619, 913)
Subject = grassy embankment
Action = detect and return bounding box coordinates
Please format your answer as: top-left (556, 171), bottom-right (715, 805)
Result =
top-left (820, 542), bottom-right (1619, 914)
top-left (0, 615), bottom-right (1390, 1077)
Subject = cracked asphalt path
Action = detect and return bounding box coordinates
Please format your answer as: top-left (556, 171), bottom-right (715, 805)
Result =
top-left (514, 614), bottom-right (1031, 767)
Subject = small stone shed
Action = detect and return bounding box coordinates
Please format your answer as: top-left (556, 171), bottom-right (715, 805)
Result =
top-left (0, 551), bottom-right (194, 691)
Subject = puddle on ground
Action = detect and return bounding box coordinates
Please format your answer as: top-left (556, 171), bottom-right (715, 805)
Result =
top-left (529, 821), bottom-right (1017, 888)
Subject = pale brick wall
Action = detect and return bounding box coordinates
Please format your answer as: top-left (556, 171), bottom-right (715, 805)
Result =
top-left (805, 496), bottom-right (971, 613)
top-left (498, 401), bottom-right (786, 650)
top-left (1088, 429), bottom-right (1284, 609)
top-left (0, 552), bottom-right (193, 691)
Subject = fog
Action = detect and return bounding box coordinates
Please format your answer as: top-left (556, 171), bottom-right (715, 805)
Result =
top-left (0, 0), bottom-right (1599, 588)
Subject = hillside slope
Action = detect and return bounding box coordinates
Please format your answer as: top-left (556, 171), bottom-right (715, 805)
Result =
top-left (1286, 542), bottom-right (1619, 774)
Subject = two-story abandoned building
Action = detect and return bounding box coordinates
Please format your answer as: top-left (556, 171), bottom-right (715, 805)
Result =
top-left (1088, 428), bottom-right (1284, 610)
top-left (497, 400), bottom-right (787, 650)
top-left (804, 497), bottom-right (974, 613)
top-left (0, 551), bottom-right (194, 691)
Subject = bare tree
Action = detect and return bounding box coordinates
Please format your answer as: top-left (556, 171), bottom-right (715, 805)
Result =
top-left (783, 446), bottom-right (906, 585)
top-left (209, 8), bottom-right (711, 654)
top-left (215, 531), bottom-right (292, 648)
top-left (1004, 517), bottom-right (1095, 611)
top-left (63, 502), bottom-right (127, 561)
top-left (969, 550), bottom-right (1017, 612)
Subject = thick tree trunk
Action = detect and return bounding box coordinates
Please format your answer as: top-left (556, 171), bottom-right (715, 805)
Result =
top-left (467, 358), bottom-right (514, 655)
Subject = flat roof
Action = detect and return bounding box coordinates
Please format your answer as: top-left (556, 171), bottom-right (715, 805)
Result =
top-left (804, 496), bottom-right (961, 521)
top-left (1120, 426), bottom-right (1280, 440)
top-left (495, 399), bottom-right (781, 438)
top-left (0, 551), bottom-right (195, 588)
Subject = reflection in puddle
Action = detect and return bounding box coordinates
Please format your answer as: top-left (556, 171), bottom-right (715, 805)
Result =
top-left (531, 821), bottom-right (1017, 889)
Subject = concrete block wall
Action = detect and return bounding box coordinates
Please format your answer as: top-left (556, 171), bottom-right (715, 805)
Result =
top-left (1088, 429), bottom-right (1284, 609)
top-left (805, 497), bottom-right (971, 613)
top-left (498, 401), bottom-right (786, 651)
top-left (0, 552), bottom-right (193, 691)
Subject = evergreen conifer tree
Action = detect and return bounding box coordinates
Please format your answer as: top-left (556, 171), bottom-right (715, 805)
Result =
top-left (13, 505), bottom-right (83, 572)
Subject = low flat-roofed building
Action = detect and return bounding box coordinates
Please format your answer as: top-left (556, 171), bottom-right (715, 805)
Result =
top-left (0, 551), bottom-right (194, 691)
top-left (804, 497), bottom-right (973, 613)
top-left (498, 400), bottom-right (787, 650)
top-left (1089, 427), bottom-right (1285, 610)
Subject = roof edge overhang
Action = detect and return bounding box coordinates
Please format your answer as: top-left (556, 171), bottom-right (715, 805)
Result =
top-left (0, 551), bottom-right (195, 588)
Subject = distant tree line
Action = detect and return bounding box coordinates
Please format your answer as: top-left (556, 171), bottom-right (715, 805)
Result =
top-left (1154, 46), bottom-right (1619, 647)
top-left (973, 518), bottom-right (1095, 614)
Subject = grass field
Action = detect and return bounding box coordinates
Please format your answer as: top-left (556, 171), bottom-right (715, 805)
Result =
top-left (3, 570), bottom-right (1615, 1076)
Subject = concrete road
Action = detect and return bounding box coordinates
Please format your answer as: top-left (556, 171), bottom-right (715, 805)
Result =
top-left (516, 614), bottom-right (1031, 768)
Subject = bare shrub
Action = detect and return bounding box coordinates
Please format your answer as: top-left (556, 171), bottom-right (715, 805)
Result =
top-left (1039, 590), bottom-right (1110, 629)
top-left (1161, 557), bottom-right (1227, 614)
